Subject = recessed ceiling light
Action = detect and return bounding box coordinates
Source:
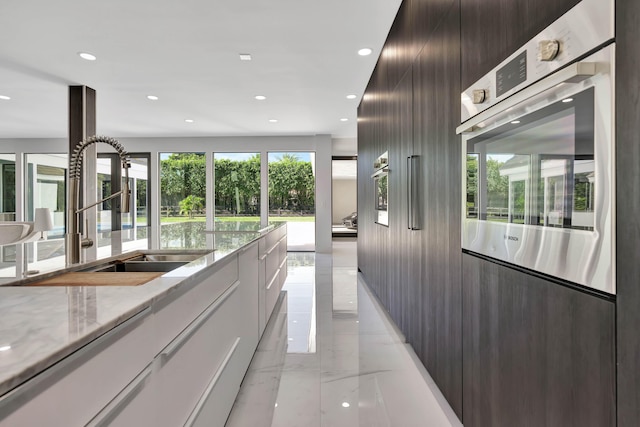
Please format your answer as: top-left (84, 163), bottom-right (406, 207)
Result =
top-left (0, 345), bottom-right (11, 352)
top-left (78, 52), bottom-right (97, 61)
top-left (340, 118), bottom-right (349, 122)
top-left (147, 95), bottom-right (159, 101)
top-left (269, 119), bottom-right (278, 123)
top-left (346, 94), bottom-right (357, 99)
top-left (185, 119), bottom-right (194, 123)
top-left (511, 120), bottom-right (521, 124)
top-left (255, 95), bottom-right (266, 100)
top-left (358, 48), bottom-right (373, 56)
top-left (562, 98), bottom-right (574, 103)
top-left (0, 95), bottom-right (10, 100)
top-left (239, 53), bottom-right (252, 61)
top-left (342, 402), bottom-right (351, 408)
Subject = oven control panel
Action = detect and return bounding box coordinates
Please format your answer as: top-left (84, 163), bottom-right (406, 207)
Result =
top-left (461, 0), bottom-right (613, 123)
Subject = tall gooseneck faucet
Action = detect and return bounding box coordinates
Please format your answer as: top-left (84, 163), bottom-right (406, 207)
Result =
top-left (66, 135), bottom-right (131, 265)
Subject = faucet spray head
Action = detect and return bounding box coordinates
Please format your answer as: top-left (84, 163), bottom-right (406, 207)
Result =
top-left (121, 160), bottom-right (131, 214)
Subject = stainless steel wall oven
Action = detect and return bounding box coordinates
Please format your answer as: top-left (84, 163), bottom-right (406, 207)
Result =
top-left (457, 0), bottom-right (615, 293)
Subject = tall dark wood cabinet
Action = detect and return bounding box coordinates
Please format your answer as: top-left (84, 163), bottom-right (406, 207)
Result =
top-left (387, 69), bottom-right (424, 351)
top-left (413, 5), bottom-right (462, 417)
top-left (358, 77), bottom-right (388, 306)
top-left (359, 0), bottom-right (622, 425)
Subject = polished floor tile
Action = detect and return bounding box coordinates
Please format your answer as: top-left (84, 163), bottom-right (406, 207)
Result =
top-left (226, 239), bottom-right (462, 427)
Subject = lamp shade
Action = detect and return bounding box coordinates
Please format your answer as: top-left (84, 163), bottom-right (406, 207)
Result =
top-left (33, 208), bottom-right (53, 232)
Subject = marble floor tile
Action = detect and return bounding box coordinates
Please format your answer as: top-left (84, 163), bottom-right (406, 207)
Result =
top-left (226, 239), bottom-right (462, 427)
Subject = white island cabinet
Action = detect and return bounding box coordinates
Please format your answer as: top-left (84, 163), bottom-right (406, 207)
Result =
top-left (0, 223), bottom-right (287, 427)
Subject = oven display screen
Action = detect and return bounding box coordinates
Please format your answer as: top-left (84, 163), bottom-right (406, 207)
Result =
top-left (496, 51), bottom-right (527, 97)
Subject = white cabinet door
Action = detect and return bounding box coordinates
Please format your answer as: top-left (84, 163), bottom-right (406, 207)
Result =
top-left (238, 241), bottom-right (260, 355)
top-left (0, 308), bottom-right (153, 427)
top-left (155, 277), bottom-right (244, 426)
top-left (152, 256), bottom-right (239, 355)
top-left (85, 363), bottom-right (156, 427)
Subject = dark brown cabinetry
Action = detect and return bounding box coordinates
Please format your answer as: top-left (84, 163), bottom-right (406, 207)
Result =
top-left (387, 69), bottom-right (424, 352)
top-left (462, 254), bottom-right (615, 427)
top-left (460, 0), bottom-right (580, 88)
top-left (358, 2), bottom-right (463, 419)
top-left (413, 7), bottom-right (462, 416)
top-left (359, 0), bottom-right (621, 425)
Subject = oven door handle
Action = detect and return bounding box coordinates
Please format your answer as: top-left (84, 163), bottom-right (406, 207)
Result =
top-left (456, 61), bottom-right (596, 134)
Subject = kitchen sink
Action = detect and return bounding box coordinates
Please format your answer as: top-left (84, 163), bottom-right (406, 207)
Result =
top-left (10, 249), bottom-right (215, 287)
top-left (83, 261), bottom-right (189, 273)
top-left (81, 249), bottom-right (215, 273)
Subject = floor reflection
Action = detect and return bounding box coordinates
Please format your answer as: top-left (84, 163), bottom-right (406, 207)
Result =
top-left (283, 253), bottom-right (316, 353)
top-left (227, 239), bottom-right (462, 427)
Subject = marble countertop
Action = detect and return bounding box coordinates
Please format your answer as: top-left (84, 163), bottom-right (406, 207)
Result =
top-left (0, 221), bottom-right (284, 398)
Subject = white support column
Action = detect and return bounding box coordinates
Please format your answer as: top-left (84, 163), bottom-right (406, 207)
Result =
top-left (260, 151), bottom-right (269, 226)
top-left (150, 151), bottom-right (160, 249)
top-left (206, 151), bottom-right (214, 230)
top-left (206, 151), bottom-right (215, 248)
top-left (314, 134), bottom-right (332, 253)
top-left (15, 151), bottom-right (24, 222)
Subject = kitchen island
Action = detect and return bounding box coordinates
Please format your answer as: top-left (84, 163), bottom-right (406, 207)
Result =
top-left (0, 221), bottom-right (287, 426)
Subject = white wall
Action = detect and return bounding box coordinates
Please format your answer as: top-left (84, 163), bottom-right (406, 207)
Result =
top-left (332, 179), bottom-right (357, 223)
top-left (331, 137), bottom-right (357, 156)
top-left (0, 135), bottom-right (333, 253)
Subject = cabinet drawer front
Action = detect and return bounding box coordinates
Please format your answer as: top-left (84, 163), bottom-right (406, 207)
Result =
top-left (265, 225), bottom-right (285, 250)
top-left (279, 235), bottom-right (287, 262)
top-left (186, 338), bottom-right (247, 427)
top-left (153, 256), bottom-right (238, 354)
top-left (259, 256), bottom-right (267, 335)
top-left (86, 363), bottom-right (155, 427)
top-left (278, 257), bottom-right (288, 292)
top-left (0, 309), bottom-right (153, 427)
top-left (265, 241), bottom-right (280, 282)
top-left (155, 279), bottom-right (244, 426)
top-left (265, 269), bottom-right (281, 322)
top-left (258, 236), bottom-right (267, 257)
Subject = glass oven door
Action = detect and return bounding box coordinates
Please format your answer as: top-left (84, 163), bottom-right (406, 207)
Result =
top-left (466, 87), bottom-right (595, 231)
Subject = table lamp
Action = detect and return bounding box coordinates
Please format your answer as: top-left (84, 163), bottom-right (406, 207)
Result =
top-left (33, 208), bottom-right (54, 240)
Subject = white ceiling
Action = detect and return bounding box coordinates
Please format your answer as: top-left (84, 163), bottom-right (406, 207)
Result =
top-left (0, 0), bottom-right (402, 140)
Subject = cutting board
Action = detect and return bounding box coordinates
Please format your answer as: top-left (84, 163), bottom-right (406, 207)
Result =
top-left (27, 272), bottom-right (164, 287)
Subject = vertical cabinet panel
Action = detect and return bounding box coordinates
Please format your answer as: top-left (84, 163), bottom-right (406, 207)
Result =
top-left (387, 69), bottom-right (423, 352)
top-left (413, 5), bottom-right (462, 418)
top-left (357, 69), bottom-right (390, 306)
top-left (616, 0), bottom-right (640, 424)
top-left (462, 254), bottom-right (616, 427)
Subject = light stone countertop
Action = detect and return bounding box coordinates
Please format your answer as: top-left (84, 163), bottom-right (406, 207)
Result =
top-left (0, 222), bottom-right (285, 398)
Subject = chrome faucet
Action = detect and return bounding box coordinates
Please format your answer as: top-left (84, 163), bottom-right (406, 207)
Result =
top-left (66, 135), bottom-right (131, 265)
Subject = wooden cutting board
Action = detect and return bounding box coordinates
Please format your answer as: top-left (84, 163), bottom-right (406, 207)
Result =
top-left (27, 272), bottom-right (164, 287)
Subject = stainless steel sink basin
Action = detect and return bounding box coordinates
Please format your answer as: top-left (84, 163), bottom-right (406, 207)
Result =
top-left (129, 254), bottom-right (207, 262)
top-left (80, 249), bottom-right (215, 273)
top-left (84, 261), bottom-right (189, 273)
top-left (131, 250), bottom-right (214, 262)
top-left (5, 249), bottom-right (215, 287)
